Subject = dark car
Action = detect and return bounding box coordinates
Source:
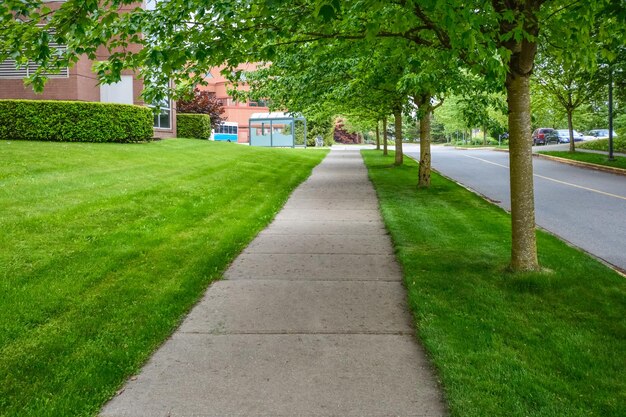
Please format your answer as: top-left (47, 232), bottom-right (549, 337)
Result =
top-left (545, 129), bottom-right (584, 144)
top-left (532, 128), bottom-right (554, 145)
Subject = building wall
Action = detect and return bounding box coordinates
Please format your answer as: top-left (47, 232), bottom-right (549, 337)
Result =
top-left (201, 64), bottom-right (269, 143)
top-left (0, 1), bottom-right (176, 138)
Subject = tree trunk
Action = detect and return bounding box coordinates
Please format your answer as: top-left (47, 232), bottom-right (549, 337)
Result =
top-left (383, 117), bottom-right (388, 156)
top-left (376, 121), bottom-right (380, 150)
top-left (497, 0), bottom-right (542, 272)
top-left (567, 109), bottom-right (575, 152)
top-left (414, 95), bottom-right (432, 188)
top-left (507, 73), bottom-right (539, 272)
top-left (483, 126), bottom-right (487, 145)
top-left (393, 106), bottom-right (403, 165)
top-left (419, 110), bottom-right (432, 187)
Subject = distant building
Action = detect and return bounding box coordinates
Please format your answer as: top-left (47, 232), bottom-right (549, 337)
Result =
top-left (0, 1), bottom-right (176, 139)
top-left (200, 64), bottom-right (269, 143)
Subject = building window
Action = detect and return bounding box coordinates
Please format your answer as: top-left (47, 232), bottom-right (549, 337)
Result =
top-left (249, 99), bottom-right (268, 107)
top-left (151, 98), bottom-right (171, 129)
top-left (0, 34), bottom-right (69, 79)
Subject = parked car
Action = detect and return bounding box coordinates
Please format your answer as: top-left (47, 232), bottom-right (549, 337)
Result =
top-left (588, 129), bottom-right (618, 139)
top-left (545, 129), bottom-right (584, 144)
top-left (532, 128), bottom-right (554, 145)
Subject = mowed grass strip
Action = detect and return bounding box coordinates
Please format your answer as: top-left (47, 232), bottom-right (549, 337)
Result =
top-left (0, 139), bottom-right (327, 417)
top-left (362, 150), bottom-right (625, 417)
top-left (538, 151), bottom-right (626, 170)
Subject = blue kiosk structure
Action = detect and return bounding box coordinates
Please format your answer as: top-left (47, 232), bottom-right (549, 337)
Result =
top-left (249, 112), bottom-right (306, 148)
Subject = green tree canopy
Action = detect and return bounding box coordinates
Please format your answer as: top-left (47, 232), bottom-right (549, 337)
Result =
top-left (3, 0), bottom-right (624, 271)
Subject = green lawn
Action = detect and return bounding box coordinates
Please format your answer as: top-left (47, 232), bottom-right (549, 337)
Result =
top-left (0, 139), bottom-right (327, 416)
top-left (577, 137), bottom-right (626, 153)
top-left (362, 150), bottom-right (625, 417)
top-left (539, 151), bottom-right (626, 170)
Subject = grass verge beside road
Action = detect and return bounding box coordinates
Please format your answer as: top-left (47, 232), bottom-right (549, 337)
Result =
top-left (362, 150), bottom-right (625, 417)
top-left (538, 151), bottom-right (626, 170)
top-left (0, 139), bottom-right (327, 416)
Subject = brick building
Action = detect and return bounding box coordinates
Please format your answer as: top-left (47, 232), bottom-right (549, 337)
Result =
top-left (200, 64), bottom-right (269, 143)
top-left (0, 1), bottom-right (176, 139)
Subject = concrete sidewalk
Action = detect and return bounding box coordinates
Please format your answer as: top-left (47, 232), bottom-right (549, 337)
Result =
top-left (101, 150), bottom-right (447, 417)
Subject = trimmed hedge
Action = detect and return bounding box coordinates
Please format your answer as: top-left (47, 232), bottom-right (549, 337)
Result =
top-left (176, 113), bottom-right (212, 139)
top-left (0, 99), bottom-right (153, 143)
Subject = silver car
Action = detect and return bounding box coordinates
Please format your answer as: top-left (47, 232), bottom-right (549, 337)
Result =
top-left (588, 129), bottom-right (618, 139)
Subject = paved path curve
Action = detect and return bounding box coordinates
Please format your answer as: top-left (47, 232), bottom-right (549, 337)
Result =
top-left (101, 149), bottom-right (447, 417)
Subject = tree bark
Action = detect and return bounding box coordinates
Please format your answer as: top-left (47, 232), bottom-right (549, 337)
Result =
top-left (376, 121), bottom-right (380, 150)
top-left (567, 109), bottom-right (575, 152)
top-left (415, 95), bottom-right (432, 188)
top-left (483, 125), bottom-right (487, 145)
top-left (383, 117), bottom-right (388, 156)
top-left (507, 73), bottom-right (539, 271)
top-left (393, 106), bottom-right (403, 165)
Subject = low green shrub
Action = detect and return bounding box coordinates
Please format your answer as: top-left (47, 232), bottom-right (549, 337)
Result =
top-left (578, 137), bottom-right (626, 153)
top-left (0, 99), bottom-right (153, 142)
top-left (176, 113), bottom-right (211, 139)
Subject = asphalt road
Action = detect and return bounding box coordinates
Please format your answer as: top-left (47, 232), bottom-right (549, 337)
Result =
top-left (403, 144), bottom-right (626, 272)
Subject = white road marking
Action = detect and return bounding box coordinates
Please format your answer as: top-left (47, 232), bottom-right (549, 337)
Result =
top-left (461, 154), bottom-right (626, 202)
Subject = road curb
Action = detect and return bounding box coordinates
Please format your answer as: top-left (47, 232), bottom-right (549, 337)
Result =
top-left (405, 154), bottom-right (626, 278)
top-left (534, 153), bottom-right (626, 177)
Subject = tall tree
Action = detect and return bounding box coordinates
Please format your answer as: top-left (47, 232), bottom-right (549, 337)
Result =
top-left (3, 0), bottom-right (622, 271)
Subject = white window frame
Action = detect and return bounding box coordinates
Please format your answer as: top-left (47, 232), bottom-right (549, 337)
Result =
top-left (150, 98), bottom-right (172, 130)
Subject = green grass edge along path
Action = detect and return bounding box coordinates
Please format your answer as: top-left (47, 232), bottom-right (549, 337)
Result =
top-left (0, 139), bottom-right (328, 417)
top-left (361, 150), bottom-right (625, 417)
top-left (538, 151), bottom-right (626, 171)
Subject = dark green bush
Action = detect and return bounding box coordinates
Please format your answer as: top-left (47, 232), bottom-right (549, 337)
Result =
top-left (176, 113), bottom-right (211, 139)
top-left (0, 99), bottom-right (153, 142)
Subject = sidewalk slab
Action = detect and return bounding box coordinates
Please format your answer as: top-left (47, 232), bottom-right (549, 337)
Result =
top-left (289, 188), bottom-right (378, 200)
top-left (243, 233), bottom-right (394, 255)
top-left (178, 280), bottom-right (414, 334)
top-left (303, 177), bottom-right (373, 186)
top-left (261, 221), bottom-right (387, 235)
top-left (298, 183), bottom-right (375, 191)
top-left (224, 253), bottom-right (402, 280)
top-left (100, 334), bottom-right (445, 417)
top-left (283, 197), bottom-right (380, 210)
top-left (275, 208), bottom-right (381, 221)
